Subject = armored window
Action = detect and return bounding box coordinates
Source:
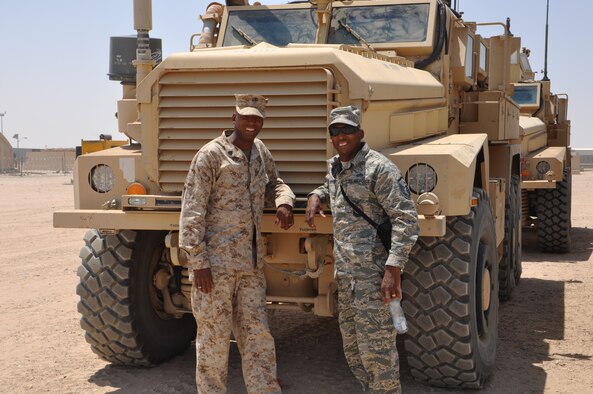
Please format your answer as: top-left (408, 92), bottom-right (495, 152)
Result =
top-left (222, 8), bottom-right (318, 47)
top-left (465, 35), bottom-right (474, 78)
top-left (512, 84), bottom-right (540, 106)
top-left (327, 4), bottom-right (430, 45)
top-left (479, 41), bottom-right (487, 73)
top-left (511, 49), bottom-right (519, 65)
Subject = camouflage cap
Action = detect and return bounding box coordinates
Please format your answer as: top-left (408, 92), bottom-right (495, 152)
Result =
top-left (235, 94), bottom-right (268, 119)
top-left (329, 105), bottom-right (360, 127)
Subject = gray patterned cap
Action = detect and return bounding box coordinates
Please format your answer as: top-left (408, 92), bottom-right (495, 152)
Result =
top-left (329, 105), bottom-right (360, 127)
top-left (235, 94), bottom-right (268, 119)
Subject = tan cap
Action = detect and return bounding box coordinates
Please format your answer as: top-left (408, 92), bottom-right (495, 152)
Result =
top-left (235, 94), bottom-right (268, 119)
top-left (329, 105), bottom-right (360, 127)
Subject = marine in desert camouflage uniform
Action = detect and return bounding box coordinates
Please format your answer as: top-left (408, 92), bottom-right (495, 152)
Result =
top-left (180, 94), bottom-right (295, 394)
top-left (306, 106), bottom-right (419, 393)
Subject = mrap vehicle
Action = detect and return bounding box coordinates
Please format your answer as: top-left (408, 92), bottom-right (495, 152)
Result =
top-left (511, 49), bottom-right (572, 254)
top-left (53, 0), bottom-right (570, 388)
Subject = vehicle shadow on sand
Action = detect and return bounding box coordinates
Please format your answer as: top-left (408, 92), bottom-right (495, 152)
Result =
top-left (522, 225), bottom-right (593, 262)
top-left (86, 311), bottom-right (360, 393)
top-left (87, 350), bottom-right (197, 393)
top-left (476, 224), bottom-right (593, 393)
top-left (85, 280), bottom-right (566, 394)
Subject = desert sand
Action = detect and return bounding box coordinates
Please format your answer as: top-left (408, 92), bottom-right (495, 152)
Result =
top-left (1, 172), bottom-right (592, 393)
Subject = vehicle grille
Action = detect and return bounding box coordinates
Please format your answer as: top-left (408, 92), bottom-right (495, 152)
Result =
top-left (157, 68), bottom-right (335, 196)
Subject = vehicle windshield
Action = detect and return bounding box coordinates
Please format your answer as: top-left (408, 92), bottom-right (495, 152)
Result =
top-left (222, 8), bottom-right (318, 47)
top-left (327, 4), bottom-right (430, 45)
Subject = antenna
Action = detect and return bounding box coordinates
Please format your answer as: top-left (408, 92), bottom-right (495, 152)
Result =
top-left (542, 0), bottom-right (550, 81)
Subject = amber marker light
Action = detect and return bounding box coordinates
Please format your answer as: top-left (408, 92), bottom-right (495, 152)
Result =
top-left (470, 197), bottom-right (479, 207)
top-left (127, 182), bottom-right (147, 195)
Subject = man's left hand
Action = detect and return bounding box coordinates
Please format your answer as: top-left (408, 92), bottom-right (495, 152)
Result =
top-left (381, 266), bottom-right (402, 304)
top-left (275, 204), bottom-right (294, 230)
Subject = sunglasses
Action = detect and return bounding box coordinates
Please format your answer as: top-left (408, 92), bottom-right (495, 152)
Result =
top-left (328, 125), bottom-right (359, 137)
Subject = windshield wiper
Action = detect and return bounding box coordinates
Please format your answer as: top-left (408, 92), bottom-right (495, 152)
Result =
top-left (231, 25), bottom-right (258, 46)
top-left (338, 20), bottom-right (375, 52)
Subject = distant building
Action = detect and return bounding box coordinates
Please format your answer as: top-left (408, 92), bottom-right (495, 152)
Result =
top-left (24, 149), bottom-right (76, 172)
top-left (573, 148), bottom-right (593, 170)
top-left (0, 133), bottom-right (14, 172)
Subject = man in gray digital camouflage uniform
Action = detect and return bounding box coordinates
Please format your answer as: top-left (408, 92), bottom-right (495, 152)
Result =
top-left (305, 105), bottom-right (419, 393)
top-left (180, 94), bottom-right (295, 394)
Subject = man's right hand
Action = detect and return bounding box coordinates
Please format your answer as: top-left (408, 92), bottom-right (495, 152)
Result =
top-left (193, 268), bottom-right (214, 294)
top-left (305, 194), bottom-right (326, 228)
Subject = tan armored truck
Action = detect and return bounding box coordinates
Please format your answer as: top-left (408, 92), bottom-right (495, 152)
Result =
top-left (510, 49), bottom-right (572, 254)
top-left (54, 0), bottom-right (552, 388)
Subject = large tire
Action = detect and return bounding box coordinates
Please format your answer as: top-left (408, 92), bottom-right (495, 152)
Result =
top-left (499, 174), bottom-right (522, 301)
top-left (536, 169), bottom-right (571, 253)
top-left (76, 229), bottom-right (196, 366)
top-left (402, 189), bottom-right (499, 388)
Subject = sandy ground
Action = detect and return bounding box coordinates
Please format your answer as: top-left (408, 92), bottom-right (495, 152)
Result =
top-left (0, 171), bottom-right (592, 394)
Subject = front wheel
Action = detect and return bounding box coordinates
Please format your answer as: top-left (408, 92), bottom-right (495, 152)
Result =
top-left (536, 169), bottom-right (571, 253)
top-left (76, 230), bottom-right (196, 365)
top-left (402, 189), bottom-right (499, 388)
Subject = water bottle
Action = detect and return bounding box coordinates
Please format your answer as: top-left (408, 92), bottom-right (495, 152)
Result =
top-left (389, 298), bottom-right (408, 334)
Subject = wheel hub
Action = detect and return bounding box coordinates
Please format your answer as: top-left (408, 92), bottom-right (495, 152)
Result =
top-left (482, 267), bottom-right (491, 311)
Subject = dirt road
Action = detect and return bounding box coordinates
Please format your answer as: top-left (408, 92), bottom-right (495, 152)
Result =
top-left (1, 172), bottom-right (592, 393)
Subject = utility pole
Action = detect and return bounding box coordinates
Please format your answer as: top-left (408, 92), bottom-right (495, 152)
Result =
top-left (0, 112), bottom-right (6, 135)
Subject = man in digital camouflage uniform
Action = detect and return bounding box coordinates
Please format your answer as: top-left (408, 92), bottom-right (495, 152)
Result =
top-left (180, 94), bottom-right (295, 394)
top-left (305, 105), bottom-right (419, 393)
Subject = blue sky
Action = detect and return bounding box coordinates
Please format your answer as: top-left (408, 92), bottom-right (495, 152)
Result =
top-left (1, 0), bottom-right (590, 149)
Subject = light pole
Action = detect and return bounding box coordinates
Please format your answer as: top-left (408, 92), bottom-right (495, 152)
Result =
top-left (12, 133), bottom-right (28, 175)
top-left (0, 112), bottom-right (6, 135)
top-left (13, 133), bottom-right (27, 148)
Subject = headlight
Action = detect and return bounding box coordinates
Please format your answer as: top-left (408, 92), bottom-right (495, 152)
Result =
top-left (89, 164), bottom-right (114, 193)
top-left (406, 163), bottom-right (437, 194)
top-left (536, 160), bottom-right (551, 175)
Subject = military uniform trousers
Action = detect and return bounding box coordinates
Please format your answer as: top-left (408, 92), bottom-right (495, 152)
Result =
top-left (192, 267), bottom-right (281, 394)
top-left (337, 274), bottom-right (401, 394)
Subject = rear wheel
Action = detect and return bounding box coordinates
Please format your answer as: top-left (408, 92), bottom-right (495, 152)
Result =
top-left (499, 174), bottom-right (521, 301)
top-left (76, 230), bottom-right (196, 365)
top-left (402, 189), bottom-right (499, 388)
top-left (536, 169), bottom-right (571, 253)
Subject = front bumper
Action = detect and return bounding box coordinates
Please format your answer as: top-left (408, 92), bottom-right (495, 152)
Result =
top-left (54, 209), bottom-right (444, 236)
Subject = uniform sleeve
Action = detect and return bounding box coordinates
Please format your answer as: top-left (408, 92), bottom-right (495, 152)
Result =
top-left (309, 176), bottom-right (329, 203)
top-left (261, 144), bottom-right (295, 208)
top-left (375, 163), bottom-right (419, 269)
top-left (179, 150), bottom-right (217, 270)
top-left (308, 162), bottom-right (331, 203)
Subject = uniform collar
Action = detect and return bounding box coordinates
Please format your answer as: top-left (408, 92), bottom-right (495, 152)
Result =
top-left (218, 129), bottom-right (256, 160)
top-left (330, 142), bottom-right (369, 172)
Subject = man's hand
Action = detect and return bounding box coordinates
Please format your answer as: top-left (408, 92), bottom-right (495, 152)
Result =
top-left (193, 268), bottom-right (214, 294)
top-left (381, 266), bottom-right (402, 304)
top-left (275, 204), bottom-right (294, 230)
top-left (305, 194), bottom-right (326, 228)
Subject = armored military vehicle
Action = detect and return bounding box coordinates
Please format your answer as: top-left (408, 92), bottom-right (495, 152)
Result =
top-left (54, 0), bottom-right (565, 388)
top-left (511, 49), bottom-right (572, 254)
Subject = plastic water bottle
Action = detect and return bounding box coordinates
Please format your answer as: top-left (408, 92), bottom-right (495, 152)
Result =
top-left (389, 298), bottom-right (408, 334)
